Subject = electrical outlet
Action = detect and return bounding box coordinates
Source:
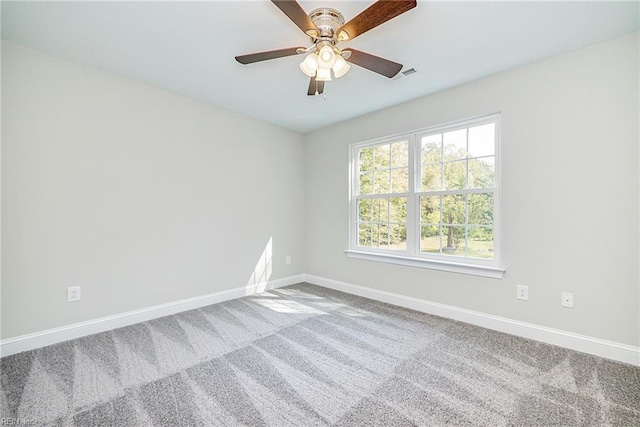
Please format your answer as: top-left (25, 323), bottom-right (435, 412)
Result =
top-left (516, 285), bottom-right (529, 301)
top-left (561, 292), bottom-right (574, 308)
top-left (67, 286), bottom-right (81, 302)
top-left (285, 255), bottom-right (291, 265)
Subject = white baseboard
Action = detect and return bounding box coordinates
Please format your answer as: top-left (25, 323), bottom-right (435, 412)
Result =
top-left (0, 274), bottom-right (304, 358)
top-left (304, 274), bottom-right (640, 367)
top-left (3, 273), bottom-right (638, 367)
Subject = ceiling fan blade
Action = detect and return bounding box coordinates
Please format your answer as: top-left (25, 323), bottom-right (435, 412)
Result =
top-left (235, 47), bottom-right (304, 64)
top-left (272, 0), bottom-right (319, 37)
top-left (343, 49), bottom-right (403, 78)
top-left (307, 77), bottom-right (325, 96)
top-left (337, 0), bottom-right (417, 41)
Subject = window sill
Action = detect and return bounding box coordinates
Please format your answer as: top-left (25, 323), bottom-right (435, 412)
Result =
top-left (344, 250), bottom-right (505, 279)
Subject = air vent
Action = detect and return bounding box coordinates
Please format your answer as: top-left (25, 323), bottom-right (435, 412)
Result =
top-left (392, 68), bottom-right (417, 81)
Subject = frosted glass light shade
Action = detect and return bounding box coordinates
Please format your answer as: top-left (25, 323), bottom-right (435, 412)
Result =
top-left (299, 54), bottom-right (318, 77)
top-left (332, 55), bottom-right (350, 78)
top-left (317, 45), bottom-right (336, 69)
top-left (316, 67), bottom-right (332, 81)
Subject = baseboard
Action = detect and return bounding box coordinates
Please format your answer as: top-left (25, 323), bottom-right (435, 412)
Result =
top-left (4, 273), bottom-right (638, 366)
top-left (0, 274), bottom-right (304, 357)
top-left (304, 274), bottom-right (640, 367)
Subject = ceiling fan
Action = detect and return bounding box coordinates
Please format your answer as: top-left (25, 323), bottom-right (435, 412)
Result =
top-left (235, 0), bottom-right (417, 96)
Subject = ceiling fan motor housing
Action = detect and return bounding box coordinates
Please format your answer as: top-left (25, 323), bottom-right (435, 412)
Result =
top-left (308, 8), bottom-right (345, 40)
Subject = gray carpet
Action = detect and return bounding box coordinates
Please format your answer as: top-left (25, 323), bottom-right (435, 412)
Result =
top-left (1, 283), bottom-right (639, 426)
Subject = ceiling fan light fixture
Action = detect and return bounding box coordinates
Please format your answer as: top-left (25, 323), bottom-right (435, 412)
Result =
top-left (332, 54), bottom-right (350, 78)
top-left (299, 53), bottom-right (318, 77)
top-left (316, 67), bottom-right (332, 81)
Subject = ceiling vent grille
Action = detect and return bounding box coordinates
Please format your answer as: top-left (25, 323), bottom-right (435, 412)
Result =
top-left (393, 68), bottom-right (417, 81)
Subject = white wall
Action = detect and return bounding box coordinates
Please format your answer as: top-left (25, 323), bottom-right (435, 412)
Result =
top-left (1, 42), bottom-right (306, 339)
top-left (305, 33), bottom-right (639, 347)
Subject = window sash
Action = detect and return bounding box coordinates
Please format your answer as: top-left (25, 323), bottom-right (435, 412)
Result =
top-left (350, 114), bottom-right (500, 268)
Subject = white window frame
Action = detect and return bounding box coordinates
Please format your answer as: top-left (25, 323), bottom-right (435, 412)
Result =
top-left (346, 114), bottom-right (505, 279)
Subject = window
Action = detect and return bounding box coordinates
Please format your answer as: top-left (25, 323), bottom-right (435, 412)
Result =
top-left (348, 115), bottom-right (504, 278)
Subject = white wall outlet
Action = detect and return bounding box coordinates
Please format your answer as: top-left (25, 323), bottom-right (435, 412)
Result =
top-left (285, 255), bottom-right (291, 265)
top-left (67, 286), bottom-right (81, 302)
top-left (516, 285), bottom-right (529, 301)
top-left (561, 292), bottom-right (574, 308)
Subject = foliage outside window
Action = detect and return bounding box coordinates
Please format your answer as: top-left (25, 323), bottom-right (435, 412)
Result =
top-left (349, 115), bottom-right (501, 272)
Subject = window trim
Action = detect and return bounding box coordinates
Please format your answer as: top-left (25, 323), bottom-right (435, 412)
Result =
top-left (347, 114), bottom-right (504, 278)
top-left (344, 250), bottom-right (506, 278)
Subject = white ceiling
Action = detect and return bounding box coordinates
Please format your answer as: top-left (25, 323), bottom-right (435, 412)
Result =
top-left (2, 1), bottom-right (638, 133)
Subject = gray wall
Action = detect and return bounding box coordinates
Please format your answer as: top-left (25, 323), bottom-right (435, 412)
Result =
top-left (304, 33), bottom-right (639, 346)
top-left (1, 42), bottom-right (306, 339)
